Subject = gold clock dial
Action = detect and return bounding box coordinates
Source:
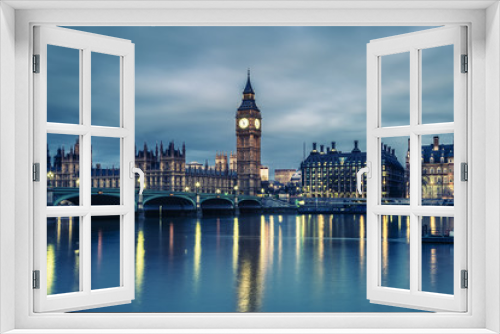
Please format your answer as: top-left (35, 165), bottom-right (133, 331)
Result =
top-left (239, 118), bottom-right (249, 129)
top-left (254, 119), bottom-right (260, 129)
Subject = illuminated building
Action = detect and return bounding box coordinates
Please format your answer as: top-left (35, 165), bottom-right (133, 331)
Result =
top-left (236, 70), bottom-right (262, 195)
top-left (47, 72), bottom-right (264, 195)
top-left (274, 169), bottom-right (296, 184)
top-left (408, 136), bottom-right (454, 201)
top-left (300, 140), bottom-right (405, 198)
top-left (260, 166), bottom-right (269, 182)
top-left (47, 139), bottom-right (237, 194)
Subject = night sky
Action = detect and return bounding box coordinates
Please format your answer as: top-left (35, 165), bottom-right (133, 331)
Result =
top-left (47, 26), bottom-right (454, 177)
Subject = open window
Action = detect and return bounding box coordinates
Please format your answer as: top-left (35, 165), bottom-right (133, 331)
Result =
top-left (33, 26), bottom-right (136, 312)
top-left (365, 26), bottom-right (467, 312)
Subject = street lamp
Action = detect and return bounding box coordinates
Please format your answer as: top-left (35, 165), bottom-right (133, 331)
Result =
top-left (234, 185), bottom-right (238, 195)
top-left (185, 186), bottom-right (190, 193)
top-left (47, 171), bottom-right (54, 187)
top-left (195, 181), bottom-right (201, 194)
top-left (216, 189), bottom-right (221, 194)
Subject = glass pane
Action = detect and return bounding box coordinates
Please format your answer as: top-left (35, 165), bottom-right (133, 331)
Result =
top-left (380, 137), bottom-right (408, 205)
top-left (47, 45), bottom-right (80, 124)
top-left (47, 134), bottom-right (80, 206)
top-left (421, 45), bottom-right (454, 124)
top-left (421, 216), bottom-right (454, 295)
top-left (381, 215), bottom-right (410, 290)
top-left (91, 137), bottom-right (121, 205)
top-left (381, 52), bottom-right (410, 127)
top-left (92, 52), bottom-right (120, 127)
top-left (421, 134), bottom-right (454, 206)
top-left (91, 216), bottom-right (121, 290)
top-left (47, 216), bottom-right (80, 295)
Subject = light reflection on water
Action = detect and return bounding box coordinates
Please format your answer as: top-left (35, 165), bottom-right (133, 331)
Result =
top-left (45, 214), bottom-right (454, 312)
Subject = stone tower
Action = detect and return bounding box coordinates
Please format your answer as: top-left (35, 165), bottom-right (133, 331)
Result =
top-left (236, 70), bottom-right (262, 195)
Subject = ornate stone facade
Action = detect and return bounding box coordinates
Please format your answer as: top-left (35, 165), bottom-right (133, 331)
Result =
top-left (47, 140), bottom-right (237, 194)
top-left (236, 70), bottom-right (262, 196)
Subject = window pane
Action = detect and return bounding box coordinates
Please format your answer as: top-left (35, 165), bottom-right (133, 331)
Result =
top-left (91, 137), bottom-right (121, 205)
top-left (47, 216), bottom-right (80, 295)
top-left (421, 134), bottom-right (454, 206)
top-left (91, 216), bottom-right (121, 290)
top-left (381, 215), bottom-right (410, 290)
top-left (421, 45), bottom-right (454, 124)
top-left (47, 45), bottom-right (80, 124)
top-left (47, 134), bottom-right (80, 206)
top-left (421, 216), bottom-right (454, 295)
top-left (381, 52), bottom-right (410, 127)
top-left (380, 137), bottom-right (408, 205)
top-left (92, 52), bottom-right (120, 127)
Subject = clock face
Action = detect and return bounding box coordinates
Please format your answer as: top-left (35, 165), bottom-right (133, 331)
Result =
top-left (255, 119), bottom-right (261, 129)
top-left (239, 118), bottom-right (249, 129)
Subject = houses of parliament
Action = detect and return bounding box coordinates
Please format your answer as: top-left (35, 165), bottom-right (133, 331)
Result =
top-left (47, 72), bottom-right (263, 196)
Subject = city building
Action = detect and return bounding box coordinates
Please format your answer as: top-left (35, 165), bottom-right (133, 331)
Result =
top-left (274, 169), bottom-right (296, 184)
top-left (47, 139), bottom-right (237, 194)
top-left (260, 166), bottom-right (269, 182)
top-left (407, 136), bottom-right (454, 201)
top-left (301, 140), bottom-right (405, 198)
top-left (47, 72), bottom-right (265, 195)
top-left (236, 70), bottom-right (262, 195)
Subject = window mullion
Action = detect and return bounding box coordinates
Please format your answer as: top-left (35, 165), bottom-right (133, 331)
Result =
top-left (81, 48), bottom-right (92, 294)
top-left (409, 47), bottom-right (420, 294)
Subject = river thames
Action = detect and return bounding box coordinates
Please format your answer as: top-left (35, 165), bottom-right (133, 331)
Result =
top-left (46, 213), bottom-right (454, 312)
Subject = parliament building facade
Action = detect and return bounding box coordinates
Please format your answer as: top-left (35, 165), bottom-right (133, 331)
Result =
top-left (47, 72), bottom-right (261, 195)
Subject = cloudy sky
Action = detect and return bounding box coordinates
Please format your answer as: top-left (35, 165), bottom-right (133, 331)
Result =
top-left (47, 26), bottom-right (454, 177)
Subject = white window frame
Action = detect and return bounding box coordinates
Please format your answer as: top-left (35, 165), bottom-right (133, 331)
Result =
top-left (1, 1), bottom-right (499, 333)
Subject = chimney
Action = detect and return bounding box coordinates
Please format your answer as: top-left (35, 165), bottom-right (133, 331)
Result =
top-left (313, 142), bottom-right (317, 151)
top-left (354, 140), bottom-right (359, 150)
top-left (383, 144), bottom-right (387, 152)
top-left (433, 136), bottom-right (439, 150)
top-left (392, 148), bottom-right (395, 156)
top-left (331, 142), bottom-right (336, 150)
top-left (320, 145), bottom-right (324, 153)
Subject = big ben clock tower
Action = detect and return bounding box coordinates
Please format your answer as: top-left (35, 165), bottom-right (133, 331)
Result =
top-left (236, 70), bottom-right (262, 196)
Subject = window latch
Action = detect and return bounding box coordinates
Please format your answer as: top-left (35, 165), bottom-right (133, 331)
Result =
top-left (130, 162), bottom-right (145, 195)
top-left (356, 162), bottom-right (371, 195)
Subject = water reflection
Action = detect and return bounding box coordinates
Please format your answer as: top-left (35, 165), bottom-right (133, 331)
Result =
top-left (193, 220), bottom-right (202, 286)
top-left (136, 221), bottom-right (145, 296)
top-left (47, 216), bottom-right (79, 295)
top-left (49, 214), bottom-right (454, 313)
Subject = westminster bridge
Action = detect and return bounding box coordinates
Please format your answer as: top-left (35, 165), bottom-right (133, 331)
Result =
top-left (46, 187), bottom-right (280, 216)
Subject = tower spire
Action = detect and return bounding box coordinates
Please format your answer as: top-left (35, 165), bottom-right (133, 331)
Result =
top-left (239, 69), bottom-right (259, 111)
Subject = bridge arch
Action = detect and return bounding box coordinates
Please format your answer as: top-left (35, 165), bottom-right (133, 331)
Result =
top-left (238, 199), bottom-right (262, 208)
top-left (53, 194), bottom-right (79, 206)
top-left (143, 195), bottom-right (196, 209)
top-left (200, 197), bottom-right (234, 210)
top-left (52, 193), bottom-right (122, 206)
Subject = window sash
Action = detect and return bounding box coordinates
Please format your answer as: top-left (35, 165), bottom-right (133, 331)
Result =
top-left (32, 25), bottom-right (136, 313)
top-left (366, 26), bottom-right (468, 312)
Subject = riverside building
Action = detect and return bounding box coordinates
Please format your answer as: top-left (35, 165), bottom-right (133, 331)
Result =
top-left (300, 141), bottom-right (405, 198)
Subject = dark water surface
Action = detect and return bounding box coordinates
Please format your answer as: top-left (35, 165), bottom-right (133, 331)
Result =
top-left (46, 214), bottom-right (454, 312)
